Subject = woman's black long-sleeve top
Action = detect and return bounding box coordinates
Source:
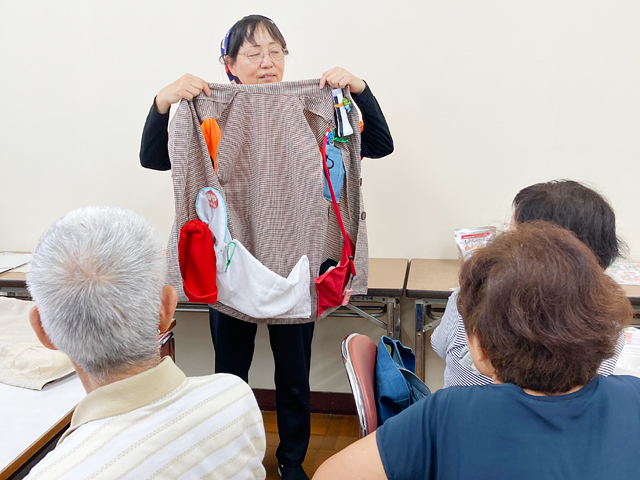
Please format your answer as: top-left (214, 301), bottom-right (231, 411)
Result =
top-left (139, 84), bottom-right (393, 170)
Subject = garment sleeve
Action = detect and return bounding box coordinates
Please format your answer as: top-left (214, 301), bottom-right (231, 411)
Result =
top-left (351, 84), bottom-right (394, 159)
top-left (376, 397), bottom-right (435, 480)
top-left (139, 98), bottom-right (172, 171)
top-left (430, 289), bottom-right (461, 360)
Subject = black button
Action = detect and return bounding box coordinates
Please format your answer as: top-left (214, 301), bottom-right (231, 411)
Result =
top-left (361, 212), bottom-right (366, 220)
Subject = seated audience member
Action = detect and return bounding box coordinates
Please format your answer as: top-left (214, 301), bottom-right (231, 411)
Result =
top-left (314, 222), bottom-right (640, 480)
top-left (25, 206), bottom-right (266, 480)
top-left (432, 179), bottom-right (625, 387)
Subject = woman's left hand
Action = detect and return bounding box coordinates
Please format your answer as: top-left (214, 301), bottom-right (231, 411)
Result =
top-left (319, 67), bottom-right (366, 95)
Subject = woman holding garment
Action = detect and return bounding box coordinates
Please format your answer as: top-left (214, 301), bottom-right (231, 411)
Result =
top-left (140, 14), bottom-right (393, 480)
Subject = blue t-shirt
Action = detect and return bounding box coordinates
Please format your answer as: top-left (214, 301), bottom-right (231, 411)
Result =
top-left (376, 375), bottom-right (640, 480)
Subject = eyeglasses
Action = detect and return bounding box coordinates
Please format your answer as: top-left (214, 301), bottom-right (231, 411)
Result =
top-left (240, 47), bottom-right (285, 63)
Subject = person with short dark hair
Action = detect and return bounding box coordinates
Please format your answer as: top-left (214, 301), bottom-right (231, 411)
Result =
top-left (314, 223), bottom-right (640, 480)
top-left (432, 179), bottom-right (626, 387)
top-left (513, 179), bottom-right (622, 268)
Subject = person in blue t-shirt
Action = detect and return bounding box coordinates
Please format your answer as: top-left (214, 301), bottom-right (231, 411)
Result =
top-left (314, 222), bottom-right (640, 480)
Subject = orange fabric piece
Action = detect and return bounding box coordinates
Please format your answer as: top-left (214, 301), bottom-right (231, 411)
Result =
top-left (200, 118), bottom-right (222, 172)
top-left (360, 122), bottom-right (365, 160)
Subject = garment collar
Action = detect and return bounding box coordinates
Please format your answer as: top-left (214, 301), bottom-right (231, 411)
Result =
top-left (501, 375), bottom-right (600, 402)
top-left (59, 357), bottom-right (185, 444)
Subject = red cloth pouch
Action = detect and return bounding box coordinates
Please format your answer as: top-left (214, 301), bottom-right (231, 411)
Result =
top-left (315, 237), bottom-right (356, 316)
top-left (178, 219), bottom-right (218, 303)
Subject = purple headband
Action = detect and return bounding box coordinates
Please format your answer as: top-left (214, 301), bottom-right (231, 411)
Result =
top-left (220, 15), bottom-right (286, 84)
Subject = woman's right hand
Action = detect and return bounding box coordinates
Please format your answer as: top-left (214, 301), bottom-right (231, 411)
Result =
top-left (155, 74), bottom-right (211, 114)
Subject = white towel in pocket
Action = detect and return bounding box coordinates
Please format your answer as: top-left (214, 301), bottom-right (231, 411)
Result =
top-left (196, 187), bottom-right (311, 319)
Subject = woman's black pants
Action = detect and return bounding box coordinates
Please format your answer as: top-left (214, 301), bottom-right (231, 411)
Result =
top-left (209, 307), bottom-right (315, 468)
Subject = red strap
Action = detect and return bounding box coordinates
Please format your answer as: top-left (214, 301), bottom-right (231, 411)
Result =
top-left (321, 128), bottom-right (353, 256)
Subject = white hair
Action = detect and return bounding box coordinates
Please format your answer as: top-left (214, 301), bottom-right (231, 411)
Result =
top-left (27, 206), bottom-right (166, 379)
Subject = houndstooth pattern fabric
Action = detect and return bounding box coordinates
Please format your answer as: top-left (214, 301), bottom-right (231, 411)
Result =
top-left (167, 79), bottom-right (368, 324)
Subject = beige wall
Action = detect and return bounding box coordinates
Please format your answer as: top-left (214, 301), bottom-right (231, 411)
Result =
top-left (2, 1), bottom-right (638, 391)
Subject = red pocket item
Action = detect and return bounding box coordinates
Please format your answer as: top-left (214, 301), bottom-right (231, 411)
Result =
top-left (178, 219), bottom-right (218, 303)
top-left (315, 128), bottom-right (356, 316)
top-left (315, 237), bottom-right (356, 316)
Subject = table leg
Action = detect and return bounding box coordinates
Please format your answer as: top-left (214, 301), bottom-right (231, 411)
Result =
top-left (386, 299), bottom-right (394, 339)
top-left (393, 299), bottom-right (401, 340)
top-left (343, 303), bottom-right (387, 330)
top-left (415, 300), bottom-right (425, 381)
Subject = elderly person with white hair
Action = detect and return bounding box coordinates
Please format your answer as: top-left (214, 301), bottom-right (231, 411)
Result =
top-left (25, 206), bottom-right (266, 480)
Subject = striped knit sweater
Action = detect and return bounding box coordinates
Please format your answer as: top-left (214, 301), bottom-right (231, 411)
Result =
top-left (25, 358), bottom-right (266, 479)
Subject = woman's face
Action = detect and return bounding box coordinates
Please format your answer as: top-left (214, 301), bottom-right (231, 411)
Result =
top-left (228, 27), bottom-right (285, 85)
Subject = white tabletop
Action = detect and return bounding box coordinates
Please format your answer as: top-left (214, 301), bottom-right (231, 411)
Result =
top-left (0, 373), bottom-right (86, 475)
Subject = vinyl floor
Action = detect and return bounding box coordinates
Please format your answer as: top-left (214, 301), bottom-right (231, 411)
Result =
top-left (262, 411), bottom-right (361, 479)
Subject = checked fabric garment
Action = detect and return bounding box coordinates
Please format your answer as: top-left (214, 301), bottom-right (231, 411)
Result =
top-left (166, 79), bottom-right (368, 324)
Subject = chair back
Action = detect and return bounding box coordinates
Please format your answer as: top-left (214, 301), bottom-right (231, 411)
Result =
top-left (342, 333), bottom-right (378, 437)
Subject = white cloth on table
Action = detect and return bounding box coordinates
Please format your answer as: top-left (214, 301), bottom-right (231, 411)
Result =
top-left (0, 297), bottom-right (74, 390)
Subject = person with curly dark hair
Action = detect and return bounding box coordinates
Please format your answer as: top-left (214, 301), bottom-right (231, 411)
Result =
top-left (314, 222), bottom-right (640, 480)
